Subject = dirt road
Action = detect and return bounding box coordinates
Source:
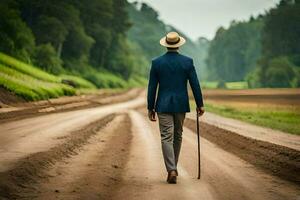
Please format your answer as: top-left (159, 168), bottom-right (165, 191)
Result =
top-left (0, 92), bottom-right (299, 200)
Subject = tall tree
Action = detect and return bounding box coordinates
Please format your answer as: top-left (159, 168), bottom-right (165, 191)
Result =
top-left (206, 19), bottom-right (263, 82)
top-left (0, 1), bottom-right (35, 61)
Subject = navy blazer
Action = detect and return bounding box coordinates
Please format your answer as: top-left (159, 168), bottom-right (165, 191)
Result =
top-left (147, 51), bottom-right (204, 113)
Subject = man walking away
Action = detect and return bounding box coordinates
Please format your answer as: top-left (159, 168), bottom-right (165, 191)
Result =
top-left (147, 32), bottom-right (205, 184)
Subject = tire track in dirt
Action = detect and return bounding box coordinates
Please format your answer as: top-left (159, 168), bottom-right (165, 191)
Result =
top-left (112, 110), bottom-right (216, 200)
top-left (0, 114), bottom-right (116, 199)
top-left (25, 113), bottom-right (132, 200)
top-left (184, 118), bottom-right (300, 184)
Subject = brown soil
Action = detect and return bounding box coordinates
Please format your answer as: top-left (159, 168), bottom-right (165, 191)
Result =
top-left (184, 118), bottom-right (300, 184)
top-left (0, 114), bottom-right (117, 199)
top-left (33, 114), bottom-right (132, 200)
top-left (0, 87), bottom-right (25, 106)
top-left (201, 88), bottom-right (300, 106)
top-left (0, 94), bottom-right (299, 200)
top-left (0, 88), bottom-right (142, 124)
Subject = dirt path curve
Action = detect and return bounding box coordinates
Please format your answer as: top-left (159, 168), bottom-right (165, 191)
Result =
top-left (0, 92), bottom-right (145, 172)
top-left (0, 93), bottom-right (299, 200)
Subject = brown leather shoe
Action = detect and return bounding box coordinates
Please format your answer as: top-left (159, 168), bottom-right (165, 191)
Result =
top-left (167, 170), bottom-right (177, 184)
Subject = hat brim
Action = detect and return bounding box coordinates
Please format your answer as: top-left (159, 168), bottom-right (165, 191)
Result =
top-left (159, 36), bottom-right (186, 48)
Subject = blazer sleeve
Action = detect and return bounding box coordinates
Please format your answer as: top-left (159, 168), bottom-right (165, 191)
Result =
top-left (147, 60), bottom-right (158, 110)
top-left (188, 59), bottom-right (204, 108)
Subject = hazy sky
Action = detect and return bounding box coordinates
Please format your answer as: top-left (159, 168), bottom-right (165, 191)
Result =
top-left (129, 0), bottom-right (280, 41)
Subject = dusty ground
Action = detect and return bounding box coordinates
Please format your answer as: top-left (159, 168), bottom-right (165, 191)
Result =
top-left (0, 91), bottom-right (299, 200)
top-left (0, 88), bottom-right (143, 123)
top-left (201, 88), bottom-right (300, 106)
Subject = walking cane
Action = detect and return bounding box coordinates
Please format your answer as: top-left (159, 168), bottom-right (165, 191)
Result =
top-left (196, 111), bottom-right (201, 179)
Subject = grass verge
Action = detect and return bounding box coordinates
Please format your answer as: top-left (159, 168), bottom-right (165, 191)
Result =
top-left (0, 64), bottom-right (75, 101)
top-left (190, 101), bottom-right (300, 135)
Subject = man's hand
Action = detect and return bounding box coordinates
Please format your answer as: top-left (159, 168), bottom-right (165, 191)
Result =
top-left (196, 107), bottom-right (205, 117)
top-left (148, 110), bottom-right (156, 121)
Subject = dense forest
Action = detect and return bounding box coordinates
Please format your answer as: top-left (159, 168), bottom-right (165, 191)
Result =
top-left (0, 0), bottom-right (299, 92)
top-left (0, 0), bottom-right (209, 90)
top-left (205, 0), bottom-right (300, 88)
top-left (0, 0), bottom-right (149, 88)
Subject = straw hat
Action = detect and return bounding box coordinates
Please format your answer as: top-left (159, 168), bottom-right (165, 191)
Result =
top-left (160, 32), bottom-right (186, 48)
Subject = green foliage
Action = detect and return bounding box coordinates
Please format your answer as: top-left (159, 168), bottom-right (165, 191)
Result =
top-left (0, 51), bottom-right (101, 100)
top-left (59, 74), bottom-right (96, 89)
top-left (291, 67), bottom-right (300, 87)
top-left (128, 76), bottom-right (147, 87)
top-left (105, 34), bottom-right (135, 79)
top-left (61, 25), bottom-right (95, 60)
top-left (0, 0), bottom-right (217, 93)
top-left (225, 81), bottom-right (248, 89)
top-left (33, 44), bottom-right (64, 74)
top-left (205, 1), bottom-right (300, 88)
top-left (265, 57), bottom-right (296, 88)
top-left (0, 52), bottom-right (61, 82)
top-left (217, 80), bottom-right (226, 89)
top-left (201, 81), bottom-right (219, 89)
top-left (206, 19), bottom-right (263, 82)
top-left (0, 2), bottom-right (35, 61)
top-left (83, 69), bottom-right (128, 88)
top-left (255, 1), bottom-right (300, 88)
top-left (249, 56), bottom-right (299, 88)
top-left (33, 15), bottom-right (68, 49)
top-left (262, 1), bottom-right (300, 59)
top-left (0, 0), bottom-right (151, 92)
top-left (127, 3), bottom-right (165, 60)
top-left (0, 64), bottom-right (75, 100)
top-left (127, 2), bottom-right (208, 79)
top-left (246, 67), bottom-right (263, 88)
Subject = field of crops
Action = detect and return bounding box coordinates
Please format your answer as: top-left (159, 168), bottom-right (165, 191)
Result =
top-left (191, 88), bottom-right (300, 135)
top-left (0, 53), bottom-right (96, 101)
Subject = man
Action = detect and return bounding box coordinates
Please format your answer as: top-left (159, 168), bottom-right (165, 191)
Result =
top-left (147, 32), bottom-right (205, 184)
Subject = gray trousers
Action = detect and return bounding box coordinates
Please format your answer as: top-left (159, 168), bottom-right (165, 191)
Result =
top-left (157, 113), bottom-right (186, 172)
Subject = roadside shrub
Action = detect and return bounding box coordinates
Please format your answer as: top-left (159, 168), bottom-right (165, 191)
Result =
top-left (217, 80), bottom-right (226, 89)
top-left (60, 74), bottom-right (96, 89)
top-left (33, 44), bottom-right (64, 75)
top-left (265, 57), bottom-right (296, 88)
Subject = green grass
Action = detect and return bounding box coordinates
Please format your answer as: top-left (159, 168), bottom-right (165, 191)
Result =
top-left (201, 81), bottom-right (219, 89)
top-left (200, 81), bottom-right (249, 89)
top-left (0, 64), bottom-right (75, 100)
top-left (83, 69), bottom-right (147, 89)
top-left (0, 52), bottom-right (147, 101)
top-left (191, 101), bottom-right (300, 135)
top-left (0, 52), bottom-right (60, 83)
top-left (128, 76), bottom-right (148, 87)
top-left (225, 81), bottom-right (248, 89)
top-left (59, 74), bottom-right (97, 89)
top-left (84, 70), bottom-right (128, 88)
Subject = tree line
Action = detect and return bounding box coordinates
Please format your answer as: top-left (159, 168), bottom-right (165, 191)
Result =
top-left (205, 0), bottom-right (300, 88)
top-left (0, 0), bottom-right (148, 88)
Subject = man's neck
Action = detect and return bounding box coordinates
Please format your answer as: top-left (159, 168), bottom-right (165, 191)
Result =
top-left (167, 49), bottom-right (179, 53)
